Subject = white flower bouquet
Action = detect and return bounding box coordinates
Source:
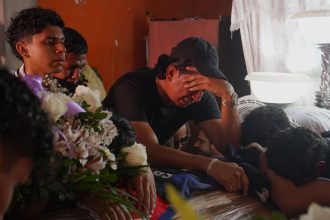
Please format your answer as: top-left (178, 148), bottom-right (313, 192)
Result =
top-left (12, 76), bottom-right (148, 217)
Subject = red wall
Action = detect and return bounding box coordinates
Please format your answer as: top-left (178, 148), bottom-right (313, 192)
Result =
top-left (147, 0), bottom-right (232, 19)
top-left (37, 0), bottom-right (232, 90)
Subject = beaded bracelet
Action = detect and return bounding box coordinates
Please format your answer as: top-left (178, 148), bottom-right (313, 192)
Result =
top-left (206, 158), bottom-right (218, 176)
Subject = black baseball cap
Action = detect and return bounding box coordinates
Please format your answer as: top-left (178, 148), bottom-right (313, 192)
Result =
top-left (170, 37), bottom-right (227, 80)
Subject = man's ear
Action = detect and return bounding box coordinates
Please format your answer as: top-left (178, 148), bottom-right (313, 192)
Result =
top-left (12, 158), bottom-right (33, 184)
top-left (165, 65), bottom-right (179, 81)
top-left (315, 160), bottom-right (327, 176)
top-left (16, 41), bottom-right (30, 58)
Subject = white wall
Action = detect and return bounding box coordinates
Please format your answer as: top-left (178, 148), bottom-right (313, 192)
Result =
top-left (1, 0), bottom-right (36, 70)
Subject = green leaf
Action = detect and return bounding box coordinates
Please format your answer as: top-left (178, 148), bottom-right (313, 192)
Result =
top-left (100, 173), bottom-right (117, 182)
top-left (95, 112), bottom-right (108, 120)
top-left (270, 212), bottom-right (288, 220)
top-left (61, 159), bottom-right (75, 167)
top-left (95, 107), bottom-right (102, 114)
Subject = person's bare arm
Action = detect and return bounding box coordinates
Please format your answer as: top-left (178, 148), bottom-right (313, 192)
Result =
top-left (131, 121), bottom-right (249, 195)
top-left (269, 169), bottom-right (330, 217)
top-left (132, 121), bottom-right (210, 169)
top-left (85, 155), bottom-right (155, 215)
top-left (198, 118), bottom-right (240, 154)
top-left (183, 67), bottom-right (241, 149)
top-left (126, 167), bottom-right (156, 215)
top-left (259, 152), bottom-right (330, 217)
top-left (80, 196), bottom-right (133, 220)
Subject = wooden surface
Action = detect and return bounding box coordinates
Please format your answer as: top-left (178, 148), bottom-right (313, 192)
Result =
top-left (34, 190), bottom-right (276, 220)
top-left (173, 190), bottom-right (277, 220)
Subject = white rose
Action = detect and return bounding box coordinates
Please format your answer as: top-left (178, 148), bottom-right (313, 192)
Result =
top-left (300, 203), bottom-right (330, 220)
top-left (121, 143), bottom-right (148, 166)
top-left (72, 85), bottom-right (102, 112)
top-left (41, 92), bottom-right (71, 122)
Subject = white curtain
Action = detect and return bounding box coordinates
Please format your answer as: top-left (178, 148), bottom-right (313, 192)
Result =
top-left (231, 0), bottom-right (330, 104)
top-left (231, 0), bottom-right (330, 73)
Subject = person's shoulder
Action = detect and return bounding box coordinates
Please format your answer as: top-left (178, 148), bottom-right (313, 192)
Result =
top-left (82, 65), bottom-right (94, 75)
top-left (83, 65), bottom-right (103, 81)
top-left (187, 91), bottom-right (219, 112)
top-left (110, 68), bottom-right (155, 93)
top-left (199, 91), bottom-right (218, 105)
top-left (81, 65), bottom-right (98, 80)
top-left (123, 67), bottom-right (154, 77)
top-left (186, 91), bottom-right (220, 121)
top-left (115, 68), bottom-right (154, 84)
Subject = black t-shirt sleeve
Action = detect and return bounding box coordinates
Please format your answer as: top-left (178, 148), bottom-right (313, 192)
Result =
top-left (104, 79), bottom-right (149, 122)
top-left (191, 91), bottom-right (221, 123)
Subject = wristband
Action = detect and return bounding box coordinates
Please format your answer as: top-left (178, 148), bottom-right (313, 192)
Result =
top-left (222, 92), bottom-right (238, 107)
top-left (206, 158), bottom-right (218, 176)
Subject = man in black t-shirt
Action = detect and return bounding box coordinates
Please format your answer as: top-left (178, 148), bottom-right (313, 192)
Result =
top-left (103, 37), bottom-right (249, 194)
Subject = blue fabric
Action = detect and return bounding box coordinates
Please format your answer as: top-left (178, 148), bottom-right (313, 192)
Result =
top-left (153, 169), bottom-right (219, 200)
top-left (152, 169), bottom-right (219, 220)
top-left (158, 207), bottom-right (176, 220)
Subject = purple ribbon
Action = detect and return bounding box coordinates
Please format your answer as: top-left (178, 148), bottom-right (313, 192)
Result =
top-left (65, 101), bottom-right (86, 116)
top-left (22, 74), bottom-right (86, 116)
top-left (22, 74), bottom-right (87, 159)
top-left (22, 74), bottom-right (44, 97)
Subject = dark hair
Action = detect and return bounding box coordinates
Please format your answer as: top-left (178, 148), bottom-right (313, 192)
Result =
top-left (110, 114), bottom-right (136, 153)
top-left (63, 27), bottom-right (88, 55)
top-left (0, 69), bottom-right (53, 171)
top-left (153, 54), bottom-right (192, 79)
top-left (6, 7), bottom-right (64, 60)
top-left (241, 106), bottom-right (291, 148)
top-left (267, 127), bottom-right (328, 185)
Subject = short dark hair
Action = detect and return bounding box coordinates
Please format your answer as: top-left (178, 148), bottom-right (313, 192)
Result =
top-left (63, 27), bottom-right (88, 55)
top-left (241, 106), bottom-right (291, 148)
top-left (267, 127), bottom-right (328, 185)
top-left (153, 54), bottom-right (192, 79)
top-left (0, 69), bottom-right (53, 171)
top-left (6, 7), bottom-right (64, 60)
